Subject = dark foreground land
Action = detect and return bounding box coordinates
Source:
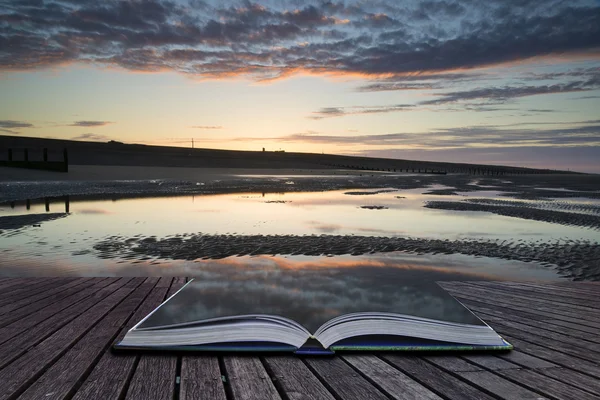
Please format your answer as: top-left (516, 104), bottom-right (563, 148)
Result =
top-left (0, 135), bottom-right (573, 175)
top-left (0, 278), bottom-right (598, 400)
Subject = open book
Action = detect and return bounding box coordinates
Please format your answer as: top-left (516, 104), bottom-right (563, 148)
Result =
top-left (115, 278), bottom-right (512, 354)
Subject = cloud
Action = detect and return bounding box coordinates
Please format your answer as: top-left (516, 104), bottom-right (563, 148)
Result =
top-left (572, 95), bottom-right (600, 100)
top-left (1, 0), bottom-right (599, 79)
top-left (69, 121), bottom-right (113, 127)
top-left (309, 66), bottom-right (599, 117)
top-left (358, 146), bottom-right (600, 173)
top-left (356, 73), bottom-right (485, 92)
top-left (191, 125), bottom-right (223, 129)
top-left (264, 119), bottom-right (600, 149)
top-left (420, 80), bottom-right (600, 106)
top-left (309, 104), bottom-right (414, 119)
top-left (0, 120), bottom-right (33, 129)
top-left (71, 133), bottom-right (111, 141)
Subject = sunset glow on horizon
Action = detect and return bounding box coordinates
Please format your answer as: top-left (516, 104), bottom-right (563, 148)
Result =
top-left (1, 0), bottom-right (599, 172)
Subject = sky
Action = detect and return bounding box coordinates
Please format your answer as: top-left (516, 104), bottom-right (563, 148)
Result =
top-left (1, 0), bottom-right (600, 172)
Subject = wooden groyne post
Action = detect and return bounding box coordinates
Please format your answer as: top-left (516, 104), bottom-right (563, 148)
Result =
top-left (0, 147), bottom-right (69, 172)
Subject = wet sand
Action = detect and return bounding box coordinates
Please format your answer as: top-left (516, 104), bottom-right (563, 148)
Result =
top-left (425, 201), bottom-right (600, 230)
top-left (2, 166), bottom-right (599, 203)
top-left (92, 233), bottom-right (600, 281)
top-left (2, 166), bottom-right (599, 281)
top-left (0, 213), bottom-right (67, 232)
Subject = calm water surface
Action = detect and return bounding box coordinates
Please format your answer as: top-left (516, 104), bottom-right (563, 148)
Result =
top-left (1, 188), bottom-right (596, 280)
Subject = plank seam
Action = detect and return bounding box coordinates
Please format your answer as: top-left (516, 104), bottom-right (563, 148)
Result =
top-left (259, 356), bottom-right (292, 400)
top-left (497, 335), bottom-right (600, 380)
top-left (444, 290), bottom-right (600, 329)
top-left (338, 356), bottom-right (395, 400)
top-left (377, 356), bottom-right (458, 400)
top-left (3, 278), bottom-right (144, 400)
top-left (118, 354), bottom-right (142, 400)
top-left (452, 283), bottom-right (600, 312)
top-left (0, 278), bottom-right (121, 370)
top-left (299, 358), bottom-right (345, 400)
top-left (417, 357), bottom-right (520, 400)
top-left (174, 355), bottom-right (182, 400)
top-left (65, 278), bottom-right (161, 400)
top-left (0, 278), bottom-right (93, 317)
top-left (217, 356), bottom-right (236, 400)
top-left (0, 277), bottom-right (111, 330)
top-left (493, 366), bottom-right (600, 399)
top-left (456, 295), bottom-right (600, 333)
top-left (454, 356), bottom-right (569, 400)
top-left (471, 307), bottom-right (600, 347)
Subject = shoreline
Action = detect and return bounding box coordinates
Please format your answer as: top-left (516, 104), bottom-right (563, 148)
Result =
top-left (1, 166), bottom-right (599, 281)
top-left (1, 165), bottom-right (599, 204)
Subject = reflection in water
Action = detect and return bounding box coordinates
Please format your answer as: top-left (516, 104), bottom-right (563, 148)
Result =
top-left (1, 189), bottom-right (596, 241)
top-left (0, 251), bottom-right (561, 282)
top-left (140, 265), bottom-right (484, 332)
top-left (0, 188), bottom-right (594, 279)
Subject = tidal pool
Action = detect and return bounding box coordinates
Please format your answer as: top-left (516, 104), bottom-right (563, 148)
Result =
top-left (1, 188), bottom-right (598, 280)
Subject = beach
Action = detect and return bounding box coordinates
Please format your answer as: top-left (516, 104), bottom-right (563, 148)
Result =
top-left (1, 162), bottom-right (599, 281)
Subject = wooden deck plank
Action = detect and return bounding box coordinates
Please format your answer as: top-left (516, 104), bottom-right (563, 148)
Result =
top-left (481, 315), bottom-right (600, 359)
top-left (422, 355), bottom-right (482, 372)
top-left (180, 356), bottom-right (227, 400)
top-left (0, 279), bottom-right (599, 399)
top-left (440, 283), bottom-right (600, 329)
top-left (458, 352), bottom-right (600, 399)
top-left (461, 282), bottom-right (600, 315)
top-left (0, 277), bottom-right (59, 302)
top-left (460, 355), bottom-right (521, 371)
top-left (0, 278), bottom-right (143, 400)
top-left (0, 277), bottom-right (45, 293)
top-left (456, 370), bottom-right (550, 400)
top-left (447, 290), bottom-right (600, 331)
top-left (457, 295), bottom-right (600, 335)
top-left (495, 350), bottom-right (557, 370)
top-left (0, 278), bottom-right (70, 306)
top-left (0, 277), bottom-right (91, 316)
top-left (497, 368), bottom-right (600, 400)
top-left (343, 355), bottom-right (442, 400)
top-left (125, 355), bottom-right (178, 400)
top-left (464, 302), bottom-right (600, 345)
top-left (223, 356), bottom-right (281, 400)
top-left (470, 281), bottom-right (600, 308)
top-left (535, 367), bottom-right (600, 396)
top-left (442, 282), bottom-right (600, 317)
top-left (500, 334), bottom-right (600, 378)
top-left (0, 277), bottom-right (109, 329)
top-left (124, 277), bottom-right (187, 400)
top-left (489, 323), bottom-right (600, 366)
top-left (0, 278), bottom-right (30, 291)
top-left (263, 356), bottom-right (335, 400)
top-left (549, 281), bottom-right (600, 292)
top-left (0, 278), bottom-right (123, 368)
top-left (424, 355), bottom-right (548, 399)
top-left (382, 355), bottom-right (495, 400)
top-left (18, 278), bottom-right (160, 400)
top-left (495, 282), bottom-right (600, 301)
top-left (71, 278), bottom-right (173, 400)
top-left (304, 357), bottom-right (387, 400)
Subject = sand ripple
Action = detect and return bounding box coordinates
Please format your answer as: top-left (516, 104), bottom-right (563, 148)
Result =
top-left (0, 213), bottom-right (67, 232)
top-left (425, 200), bottom-right (600, 230)
top-left (93, 234), bottom-right (600, 280)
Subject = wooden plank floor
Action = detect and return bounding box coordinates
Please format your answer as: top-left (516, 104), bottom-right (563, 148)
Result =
top-left (0, 279), bottom-right (598, 400)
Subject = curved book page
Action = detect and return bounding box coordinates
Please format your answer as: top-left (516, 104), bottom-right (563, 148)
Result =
top-left (117, 263), bottom-right (510, 351)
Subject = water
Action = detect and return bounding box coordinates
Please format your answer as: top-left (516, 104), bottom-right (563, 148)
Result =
top-left (1, 188), bottom-right (598, 280)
